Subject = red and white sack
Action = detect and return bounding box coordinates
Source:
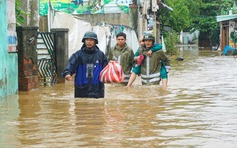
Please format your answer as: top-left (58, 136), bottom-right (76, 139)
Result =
top-left (99, 61), bottom-right (124, 83)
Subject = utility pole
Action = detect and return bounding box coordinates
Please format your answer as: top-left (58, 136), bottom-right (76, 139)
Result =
top-left (21, 0), bottom-right (39, 27)
top-left (141, 0), bottom-right (160, 41)
top-left (153, 12), bottom-right (157, 42)
top-left (151, 0), bottom-right (160, 43)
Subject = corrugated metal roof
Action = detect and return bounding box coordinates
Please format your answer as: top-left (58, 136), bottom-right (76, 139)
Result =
top-left (217, 14), bottom-right (237, 22)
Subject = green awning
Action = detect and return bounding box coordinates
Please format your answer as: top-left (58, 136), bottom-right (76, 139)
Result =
top-left (217, 14), bottom-right (237, 22)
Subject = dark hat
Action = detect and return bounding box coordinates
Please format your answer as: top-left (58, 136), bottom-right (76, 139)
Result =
top-left (82, 31), bottom-right (98, 44)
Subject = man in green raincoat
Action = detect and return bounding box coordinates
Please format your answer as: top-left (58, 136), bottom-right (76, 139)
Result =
top-left (108, 32), bottom-right (134, 85)
top-left (126, 36), bottom-right (165, 87)
top-left (138, 34), bottom-right (171, 86)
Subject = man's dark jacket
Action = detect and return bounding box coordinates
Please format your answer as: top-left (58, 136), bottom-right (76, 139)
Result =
top-left (62, 44), bottom-right (108, 98)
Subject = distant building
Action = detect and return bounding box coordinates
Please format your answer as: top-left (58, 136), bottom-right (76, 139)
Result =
top-left (216, 1), bottom-right (237, 50)
top-left (217, 14), bottom-right (237, 50)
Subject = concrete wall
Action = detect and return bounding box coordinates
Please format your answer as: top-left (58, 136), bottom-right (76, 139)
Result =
top-left (78, 13), bottom-right (131, 26)
top-left (17, 27), bottom-right (39, 91)
top-left (77, 6), bottom-right (139, 33)
top-left (0, 0), bottom-right (18, 97)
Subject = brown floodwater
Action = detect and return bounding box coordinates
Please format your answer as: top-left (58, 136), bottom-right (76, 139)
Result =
top-left (1, 46), bottom-right (237, 147)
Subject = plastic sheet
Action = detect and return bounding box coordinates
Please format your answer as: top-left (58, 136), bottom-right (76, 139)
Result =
top-left (99, 61), bottom-right (124, 83)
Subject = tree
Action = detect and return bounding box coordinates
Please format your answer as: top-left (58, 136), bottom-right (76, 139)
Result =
top-left (15, 0), bottom-right (26, 26)
top-left (192, 0), bottom-right (233, 49)
top-left (158, 0), bottom-right (201, 55)
top-left (159, 0), bottom-right (201, 33)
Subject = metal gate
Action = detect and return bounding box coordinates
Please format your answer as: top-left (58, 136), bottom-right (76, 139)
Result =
top-left (37, 32), bottom-right (57, 85)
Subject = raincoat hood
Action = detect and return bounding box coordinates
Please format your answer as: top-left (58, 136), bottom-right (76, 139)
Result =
top-left (81, 44), bottom-right (100, 54)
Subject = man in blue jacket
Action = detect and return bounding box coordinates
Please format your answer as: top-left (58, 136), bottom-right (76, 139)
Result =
top-left (62, 31), bottom-right (108, 98)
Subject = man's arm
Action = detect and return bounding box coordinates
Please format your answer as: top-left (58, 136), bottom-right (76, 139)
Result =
top-left (148, 43), bottom-right (163, 56)
top-left (151, 43), bottom-right (162, 52)
top-left (62, 52), bottom-right (79, 78)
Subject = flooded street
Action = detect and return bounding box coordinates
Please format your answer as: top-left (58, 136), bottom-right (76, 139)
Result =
top-left (1, 46), bottom-right (237, 147)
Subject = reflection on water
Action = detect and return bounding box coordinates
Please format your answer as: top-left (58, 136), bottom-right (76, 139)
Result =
top-left (0, 95), bottom-right (20, 146)
top-left (1, 47), bottom-right (237, 147)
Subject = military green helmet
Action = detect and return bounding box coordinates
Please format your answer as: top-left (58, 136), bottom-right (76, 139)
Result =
top-left (82, 31), bottom-right (98, 44)
top-left (143, 33), bottom-right (155, 42)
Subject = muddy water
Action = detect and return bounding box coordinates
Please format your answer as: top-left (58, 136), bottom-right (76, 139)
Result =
top-left (1, 46), bottom-right (237, 147)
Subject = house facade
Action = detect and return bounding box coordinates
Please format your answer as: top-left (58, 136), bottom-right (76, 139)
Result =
top-left (0, 0), bottom-right (18, 97)
top-left (217, 14), bottom-right (237, 51)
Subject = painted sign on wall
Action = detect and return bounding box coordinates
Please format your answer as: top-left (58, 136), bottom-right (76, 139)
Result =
top-left (7, 0), bottom-right (17, 52)
top-left (39, 0), bottom-right (131, 16)
top-left (0, 0), bottom-right (18, 97)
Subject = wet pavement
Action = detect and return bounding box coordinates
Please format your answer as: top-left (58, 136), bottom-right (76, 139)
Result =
top-left (1, 46), bottom-right (237, 147)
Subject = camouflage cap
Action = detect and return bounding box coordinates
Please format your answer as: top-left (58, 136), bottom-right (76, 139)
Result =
top-left (142, 33), bottom-right (155, 42)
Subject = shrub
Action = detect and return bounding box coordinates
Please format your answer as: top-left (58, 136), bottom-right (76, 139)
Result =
top-left (163, 31), bottom-right (179, 56)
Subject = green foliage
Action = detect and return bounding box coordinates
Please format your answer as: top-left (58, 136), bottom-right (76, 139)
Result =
top-left (15, 0), bottom-right (26, 26)
top-left (230, 31), bottom-right (237, 42)
top-left (193, 0), bottom-right (219, 32)
top-left (232, 1), bottom-right (237, 14)
top-left (163, 31), bottom-right (179, 55)
top-left (166, 0), bottom-right (190, 32)
top-left (159, 0), bottom-right (234, 46)
top-left (193, 16), bottom-right (219, 32)
top-left (220, 0), bottom-right (233, 15)
top-left (186, 0), bottom-right (202, 16)
top-left (192, 0), bottom-right (233, 33)
top-left (191, 0), bottom-right (232, 46)
top-left (159, 0), bottom-right (201, 33)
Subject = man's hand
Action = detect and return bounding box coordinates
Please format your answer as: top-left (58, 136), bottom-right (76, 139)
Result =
top-left (135, 55), bottom-right (145, 65)
top-left (134, 56), bottom-right (139, 61)
top-left (134, 56), bottom-right (143, 64)
top-left (147, 50), bottom-right (152, 56)
top-left (65, 74), bottom-right (72, 81)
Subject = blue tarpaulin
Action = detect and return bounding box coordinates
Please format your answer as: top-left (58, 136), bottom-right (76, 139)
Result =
top-left (222, 45), bottom-right (235, 55)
